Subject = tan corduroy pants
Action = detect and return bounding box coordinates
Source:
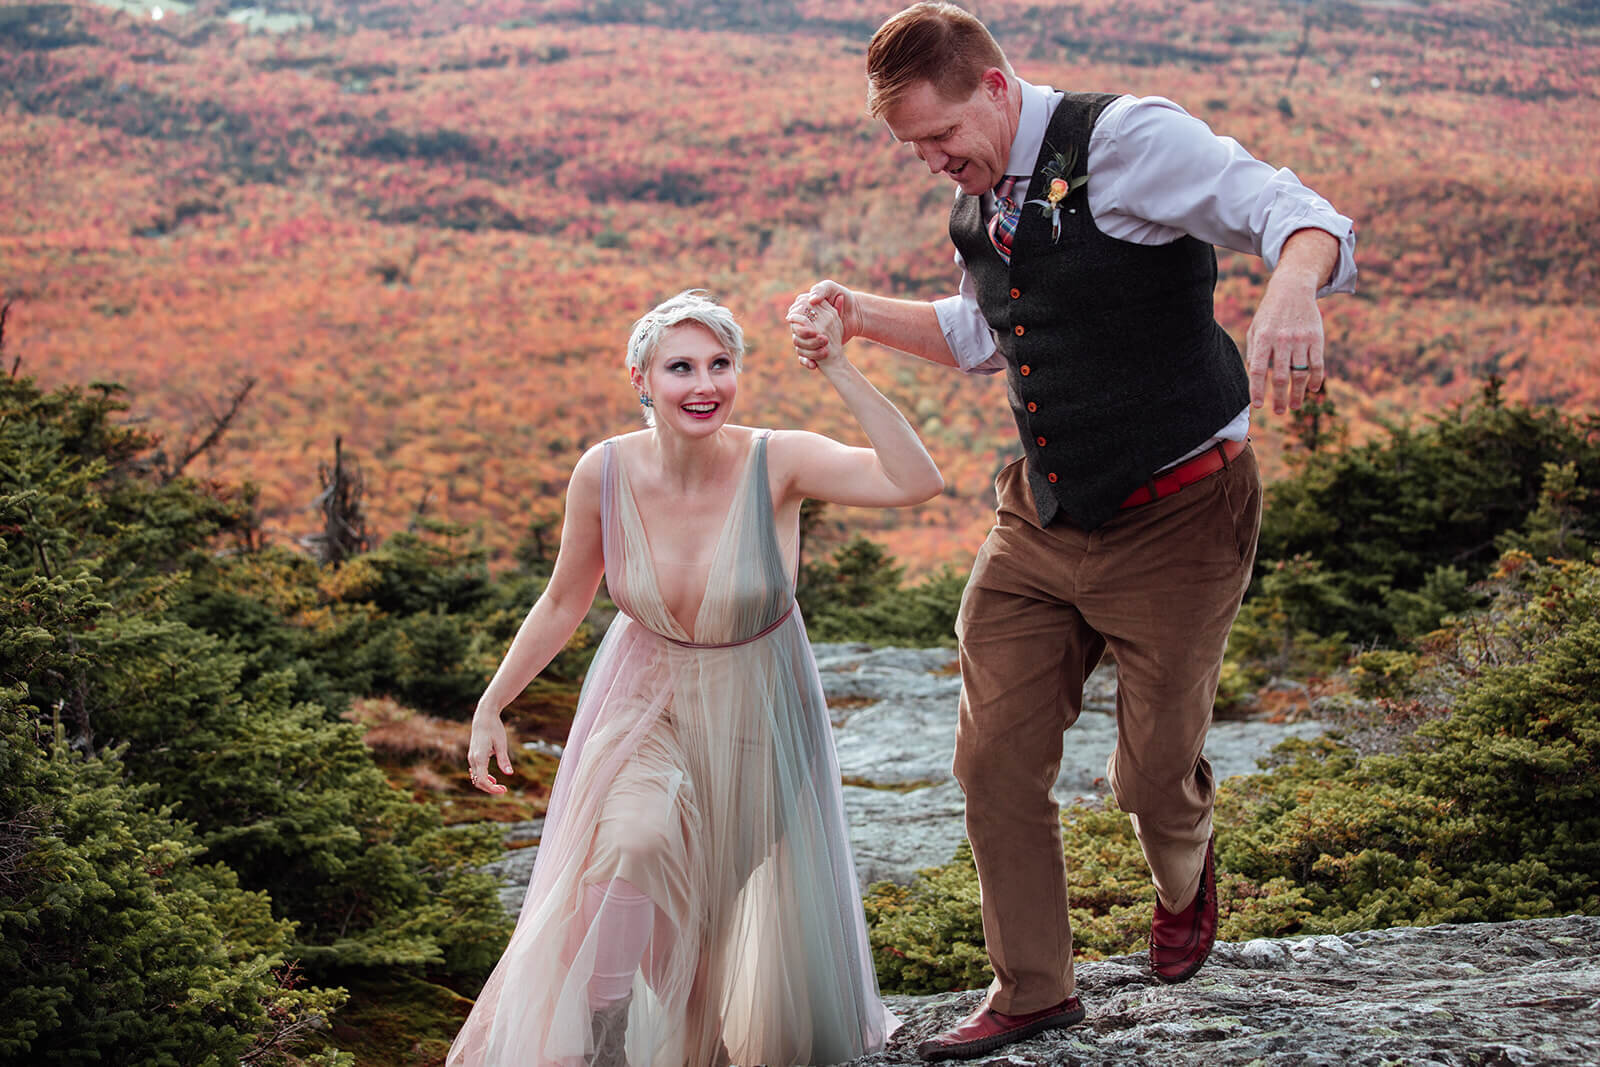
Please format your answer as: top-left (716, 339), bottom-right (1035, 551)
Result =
top-left (953, 446), bottom-right (1261, 1014)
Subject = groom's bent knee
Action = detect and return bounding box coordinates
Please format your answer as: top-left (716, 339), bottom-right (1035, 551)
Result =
top-left (954, 735), bottom-right (1059, 814)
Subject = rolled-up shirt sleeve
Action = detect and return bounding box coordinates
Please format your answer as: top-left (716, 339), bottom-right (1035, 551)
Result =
top-left (933, 252), bottom-right (1007, 375)
top-left (1089, 95), bottom-right (1357, 297)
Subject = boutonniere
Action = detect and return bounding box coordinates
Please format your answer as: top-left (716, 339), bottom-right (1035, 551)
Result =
top-left (1024, 144), bottom-right (1088, 242)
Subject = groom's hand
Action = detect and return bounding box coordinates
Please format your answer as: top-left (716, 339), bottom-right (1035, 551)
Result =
top-left (1247, 229), bottom-right (1337, 414)
top-left (806, 280), bottom-right (862, 342)
top-left (787, 292), bottom-right (836, 371)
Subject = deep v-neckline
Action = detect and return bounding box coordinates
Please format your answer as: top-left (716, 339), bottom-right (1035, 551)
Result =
top-left (613, 435), bottom-right (760, 641)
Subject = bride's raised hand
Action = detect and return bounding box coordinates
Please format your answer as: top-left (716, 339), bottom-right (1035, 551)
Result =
top-left (467, 704), bottom-right (514, 794)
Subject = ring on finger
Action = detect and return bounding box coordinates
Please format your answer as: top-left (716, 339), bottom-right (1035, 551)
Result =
top-left (1290, 364), bottom-right (1311, 371)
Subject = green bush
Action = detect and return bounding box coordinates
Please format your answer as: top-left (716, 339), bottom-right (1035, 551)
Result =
top-left (1223, 553), bottom-right (1352, 700)
top-left (0, 714), bottom-right (348, 1063)
top-left (799, 536), bottom-right (964, 646)
top-left (1255, 383), bottom-right (1599, 643)
top-left (1, 372), bottom-right (514, 1056)
top-left (862, 842), bottom-right (991, 995)
top-left (1348, 649), bottom-right (1422, 699)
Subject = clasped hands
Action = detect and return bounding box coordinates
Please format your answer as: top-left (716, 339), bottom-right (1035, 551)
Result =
top-left (786, 290), bottom-right (846, 372)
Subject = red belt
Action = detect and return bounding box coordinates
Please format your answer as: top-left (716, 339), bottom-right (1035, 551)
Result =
top-left (1120, 439), bottom-right (1247, 509)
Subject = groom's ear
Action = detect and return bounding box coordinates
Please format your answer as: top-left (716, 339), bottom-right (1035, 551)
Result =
top-left (979, 67), bottom-right (1009, 103)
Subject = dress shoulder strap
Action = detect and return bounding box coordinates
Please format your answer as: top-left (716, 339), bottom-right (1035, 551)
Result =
top-left (598, 438), bottom-right (619, 575)
top-left (751, 429), bottom-right (775, 519)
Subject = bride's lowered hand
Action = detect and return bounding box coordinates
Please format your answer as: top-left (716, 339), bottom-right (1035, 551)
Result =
top-left (467, 700), bottom-right (514, 795)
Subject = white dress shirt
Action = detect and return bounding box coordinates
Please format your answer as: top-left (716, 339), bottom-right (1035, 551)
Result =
top-left (933, 80), bottom-right (1358, 459)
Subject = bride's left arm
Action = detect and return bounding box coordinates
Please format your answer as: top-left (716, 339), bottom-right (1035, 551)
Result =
top-left (775, 296), bottom-right (944, 510)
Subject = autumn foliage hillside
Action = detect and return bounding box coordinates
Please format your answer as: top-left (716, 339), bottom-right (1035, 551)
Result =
top-left (3, 0), bottom-right (1598, 572)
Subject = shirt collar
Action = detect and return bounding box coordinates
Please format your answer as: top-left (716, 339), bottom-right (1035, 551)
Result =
top-left (1005, 78), bottom-right (1057, 178)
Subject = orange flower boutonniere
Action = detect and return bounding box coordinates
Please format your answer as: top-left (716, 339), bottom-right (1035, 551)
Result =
top-left (1025, 144), bottom-right (1089, 242)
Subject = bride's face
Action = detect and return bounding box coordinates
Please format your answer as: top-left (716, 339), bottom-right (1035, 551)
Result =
top-left (636, 323), bottom-right (739, 437)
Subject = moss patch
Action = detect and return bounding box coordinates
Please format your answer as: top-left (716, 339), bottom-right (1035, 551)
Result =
top-left (316, 974), bottom-right (474, 1067)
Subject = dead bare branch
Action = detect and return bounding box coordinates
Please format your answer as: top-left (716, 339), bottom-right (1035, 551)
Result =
top-left (159, 376), bottom-right (257, 483)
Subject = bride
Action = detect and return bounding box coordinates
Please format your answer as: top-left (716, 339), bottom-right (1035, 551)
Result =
top-left (448, 289), bottom-right (941, 1066)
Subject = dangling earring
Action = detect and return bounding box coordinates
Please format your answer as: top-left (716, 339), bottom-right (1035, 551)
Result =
top-left (638, 393), bottom-right (654, 409)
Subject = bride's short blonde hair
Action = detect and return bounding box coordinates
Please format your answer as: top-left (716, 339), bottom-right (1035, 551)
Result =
top-left (626, 289), bottom-right (746, 381)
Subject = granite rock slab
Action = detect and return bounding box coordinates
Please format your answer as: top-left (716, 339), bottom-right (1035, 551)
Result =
top-left (815, 643), bottom-right (1327, 888)
top-left (840, 915), bottom-right (1600, 1066)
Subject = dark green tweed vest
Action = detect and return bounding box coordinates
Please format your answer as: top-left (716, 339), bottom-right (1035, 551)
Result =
top-left (951, 91), bottom-right (1250, 531)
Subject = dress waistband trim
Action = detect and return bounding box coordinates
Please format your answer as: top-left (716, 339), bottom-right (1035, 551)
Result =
top-left (648, 602), bottom-right (796, 650)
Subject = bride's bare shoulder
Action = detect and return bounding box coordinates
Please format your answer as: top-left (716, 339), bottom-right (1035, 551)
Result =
top-left (609, 428), bottom-right (652, 449)
top-left (763, 427), bottom-right (834, 460)
top-left (565, 439), bottom-right (615, 499)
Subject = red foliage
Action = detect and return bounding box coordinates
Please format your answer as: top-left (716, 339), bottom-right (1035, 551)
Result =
top-left (3, 0), bottom-right (1595, 573)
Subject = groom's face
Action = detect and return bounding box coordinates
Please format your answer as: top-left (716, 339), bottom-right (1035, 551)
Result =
top-left (883, 70), bottom-right (1014, 197)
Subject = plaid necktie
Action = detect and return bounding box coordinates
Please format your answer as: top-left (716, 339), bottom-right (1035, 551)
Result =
top-left (987, 176), bottom-right (1022, 264)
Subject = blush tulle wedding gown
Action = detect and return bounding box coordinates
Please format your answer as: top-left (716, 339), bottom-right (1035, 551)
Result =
top-left (448, 432), bottom-right (896, 1066)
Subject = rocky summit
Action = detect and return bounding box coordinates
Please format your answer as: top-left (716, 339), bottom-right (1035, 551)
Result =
top-left (851, 915), bottom-right (1600, 1066)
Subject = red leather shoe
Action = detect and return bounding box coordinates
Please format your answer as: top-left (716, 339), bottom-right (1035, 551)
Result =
top-left (915, 994), bottom-right (1086, 1061)
top-left (1150, 833), bottom-right (1217, 983)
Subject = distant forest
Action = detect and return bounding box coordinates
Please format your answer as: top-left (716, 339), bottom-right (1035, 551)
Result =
top-left (2, 0), bottom-right (1596, 573)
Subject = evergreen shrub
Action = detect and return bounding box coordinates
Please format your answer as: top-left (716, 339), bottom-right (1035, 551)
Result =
top-left (798, 536), bottom-right (964, 646)
top-left (0, 711), bottom-right (349, 1063)
top-left (1256, 383), bottom-right (1599, 643)
top-left (1, 372), bottom-right (514, 1057)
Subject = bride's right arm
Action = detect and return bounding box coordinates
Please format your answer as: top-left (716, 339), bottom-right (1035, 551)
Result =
top-left (468, 444), bottom-right (607, 792)
top-left (776, 298), bottom-right (944, 511)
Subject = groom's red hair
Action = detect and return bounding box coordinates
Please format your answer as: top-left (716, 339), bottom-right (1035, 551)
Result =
top-left (866, 2), bottom-right (1012, 117)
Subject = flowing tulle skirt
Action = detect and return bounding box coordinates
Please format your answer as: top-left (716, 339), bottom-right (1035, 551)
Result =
top-left (447, 611), bottom-right (895, 1066)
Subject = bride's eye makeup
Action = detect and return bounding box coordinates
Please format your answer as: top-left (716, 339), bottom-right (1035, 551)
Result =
top-left (666, 357), bottom-right (732, 373)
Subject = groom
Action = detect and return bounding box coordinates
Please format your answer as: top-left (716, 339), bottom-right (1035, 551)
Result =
top-left (794, 2), bottom-right (1355, 1060)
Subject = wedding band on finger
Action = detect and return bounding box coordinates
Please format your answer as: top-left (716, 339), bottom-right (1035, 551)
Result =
top-left (1290, 364), bottom-right (1311, 371)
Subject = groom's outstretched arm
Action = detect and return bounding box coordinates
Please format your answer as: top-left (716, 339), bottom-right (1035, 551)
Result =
top-left (795, 280), bottom-right (961, 369)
